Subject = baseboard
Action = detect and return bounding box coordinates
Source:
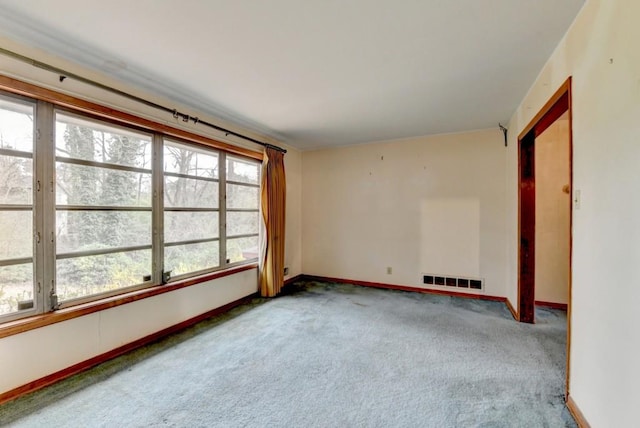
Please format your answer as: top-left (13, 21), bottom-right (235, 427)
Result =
top-left (304, 275), bottom-right (507, 302)
top-left (535, 300), bottom-right (568, 310)
top-left (505, 298), bottom-right (519, 321)
top-left (566, 394), bottom-right (591, 428)
top-left (0, 293), bottom-right (257, 406)
top-left (284, 274), bottom-right (304, 286)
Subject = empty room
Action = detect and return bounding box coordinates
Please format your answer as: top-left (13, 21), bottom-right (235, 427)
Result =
top-left (0, 1), bottom-right (637, 426)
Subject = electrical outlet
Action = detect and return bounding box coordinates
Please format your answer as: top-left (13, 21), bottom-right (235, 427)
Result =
top-left (283, 267), bottom-right (289, 276)
top-left (386, 267), bottom-right (392, 275)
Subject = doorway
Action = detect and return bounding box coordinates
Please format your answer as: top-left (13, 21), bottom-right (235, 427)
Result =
top-left (517, 77), bottom-right (573, 393)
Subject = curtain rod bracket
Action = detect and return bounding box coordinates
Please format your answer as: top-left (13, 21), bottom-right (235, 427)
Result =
top-left (499, 123), bottom-right (508, 147)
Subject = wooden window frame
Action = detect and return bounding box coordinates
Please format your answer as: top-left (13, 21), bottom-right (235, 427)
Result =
top-left (0, 74), bottom-right (263, 332)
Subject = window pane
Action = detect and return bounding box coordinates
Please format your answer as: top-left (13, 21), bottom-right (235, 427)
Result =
top-left (164, 176), bottom-right (218, 208)
top-left (0, 263), bottom-right (33, 316)
top-left (165, 242), bottom-right (219, 277)
top-left (164, 141), bottom-right (218, 178)
top-left (0, 97), bottom-right (34, 152)
top-left (227, 156), bottom-right (259, 184)
top-left (56, 211), bottom-right (151, 253)
top-left (164, 212), bottom-right (218, 243)
top-left (227, 236), bottom-right (259, 263)
top-left (0, 211), bottom-right (32, 259)
top-left (56, 114), bottom-right (152, 169)
top-left (227, 211), bottom-right (259, 237)
top-left (56, 163), bottom-right (151, 206)
top-left (0, 156), bottom-right (33, 204)
top-left (57, 250), bottom-right (151, 301)
top-left (227, 184), bottom-right (259, 209)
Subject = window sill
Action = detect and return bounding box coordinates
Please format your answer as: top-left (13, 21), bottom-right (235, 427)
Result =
top-left (0, 263), bottom-right (258, 339)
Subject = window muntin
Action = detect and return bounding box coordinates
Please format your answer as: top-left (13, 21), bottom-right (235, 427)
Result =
top-left (0, 90), bottom-right (262, 323)
top-left (55, 112), bottom-right (153, 304)
top-left (0, 95), bottom-right (35, 317)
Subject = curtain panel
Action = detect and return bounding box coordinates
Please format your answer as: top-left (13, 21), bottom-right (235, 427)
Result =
top-left (259, 147), bottom-right (286, 297)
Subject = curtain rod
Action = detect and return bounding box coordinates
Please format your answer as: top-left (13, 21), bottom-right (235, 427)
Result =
top-left (0, 47), bottom-right (287, 154)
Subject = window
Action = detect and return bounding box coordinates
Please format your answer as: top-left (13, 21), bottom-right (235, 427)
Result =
top-left (163, 140), bottom-right (220, 278)
top-left (0, 89), bottom-right (261, 323)
top-left (55, 113), bottom-right (153, 303)
top-left (226, 155), bottom-right (260, 263)
top-left (0, 95), bottom-right (35, 317)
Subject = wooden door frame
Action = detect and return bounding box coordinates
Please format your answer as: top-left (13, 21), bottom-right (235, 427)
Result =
top-left (517, 77), bottom-right (573, 396)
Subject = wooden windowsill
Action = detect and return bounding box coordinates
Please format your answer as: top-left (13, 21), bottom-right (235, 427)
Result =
top-left (0, 263), bottom-right (258, 339)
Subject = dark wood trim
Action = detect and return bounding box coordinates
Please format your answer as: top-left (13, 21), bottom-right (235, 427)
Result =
top-left (566, 77), bottom-right (574, 397)
top-left (517, 76), bottom-right (573, 396)
top-left (0, 74), bottom-right (263, 161)
top-left (518, 130), bottom-right (536, 324)
top-left (0, 264), bottom-right (257, 339)
top-left (283, 274), bottom-right (304, 286)
top-left (533, 92), bottom-right (569, 138)
top-left (304, 275), bottom-right (508, 303)
top-left (566, 395), bottom-right (591, 428)
top-left (535, 300), bottom-right (568, 311)
top-left (279, 274), bottom-right (305, 295)
top-left (518, 78), bottom-right (572, 141)
top-left (505, 298), bottom-right (519, 321)
top-left (0, 292), bottom-right (257, 406)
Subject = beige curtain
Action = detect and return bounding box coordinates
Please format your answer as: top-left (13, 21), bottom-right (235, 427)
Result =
top-left (259, 147), bottom-right (286, 297)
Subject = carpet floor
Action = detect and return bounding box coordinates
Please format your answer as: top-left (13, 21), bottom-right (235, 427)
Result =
top-left (1, 281), bottom-right (576, 427)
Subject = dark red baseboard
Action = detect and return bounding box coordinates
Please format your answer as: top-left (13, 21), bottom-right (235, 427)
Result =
top-left (284, 274), bottom-right (304, 286)
top-left (303, 275), bottom-right (507, 302)
top-left (535, 300), bottom-right (568, 310)
top-left (0, 293), bottom-right (256, 406)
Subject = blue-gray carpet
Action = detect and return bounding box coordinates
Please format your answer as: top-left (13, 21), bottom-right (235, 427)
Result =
top-left (1, 281), bottom-right (576, 427)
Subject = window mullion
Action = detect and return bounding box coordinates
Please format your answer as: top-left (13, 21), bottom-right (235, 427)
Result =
top-left (152, 134), bottom-right (164, 284)
top-left (219, 152), bottom-right (227, 267)
top-left (35, 100), bottom-right (56, 312)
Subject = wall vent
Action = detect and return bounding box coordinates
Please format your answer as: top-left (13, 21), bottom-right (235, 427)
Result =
top-left (422, 274), bottom-right (484, 291)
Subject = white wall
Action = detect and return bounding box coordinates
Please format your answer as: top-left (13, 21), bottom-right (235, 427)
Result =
top-left (0, 38), bottom-right (303, 395)
top-left (283, 146), bottom-right (302, 280)
top-left (302, 129), bottom-right (507, 297)
top-left (535, 118), bottom-right (570, 305)
top-left (0, 269), bottom-right (257, 394)
top-left (505, 0), bottom-right (640, 425)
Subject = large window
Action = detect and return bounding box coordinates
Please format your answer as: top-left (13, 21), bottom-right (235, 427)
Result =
top-left (0, 95), bottom-right (35, 317)
top-left (55, 113), bottom-right (153, 302)
top-left (0, 91), bottom-right (261, 323)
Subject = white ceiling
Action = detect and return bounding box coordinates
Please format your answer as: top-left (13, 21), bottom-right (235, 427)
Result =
top-left (0, 0), bottom-right (584, 150)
